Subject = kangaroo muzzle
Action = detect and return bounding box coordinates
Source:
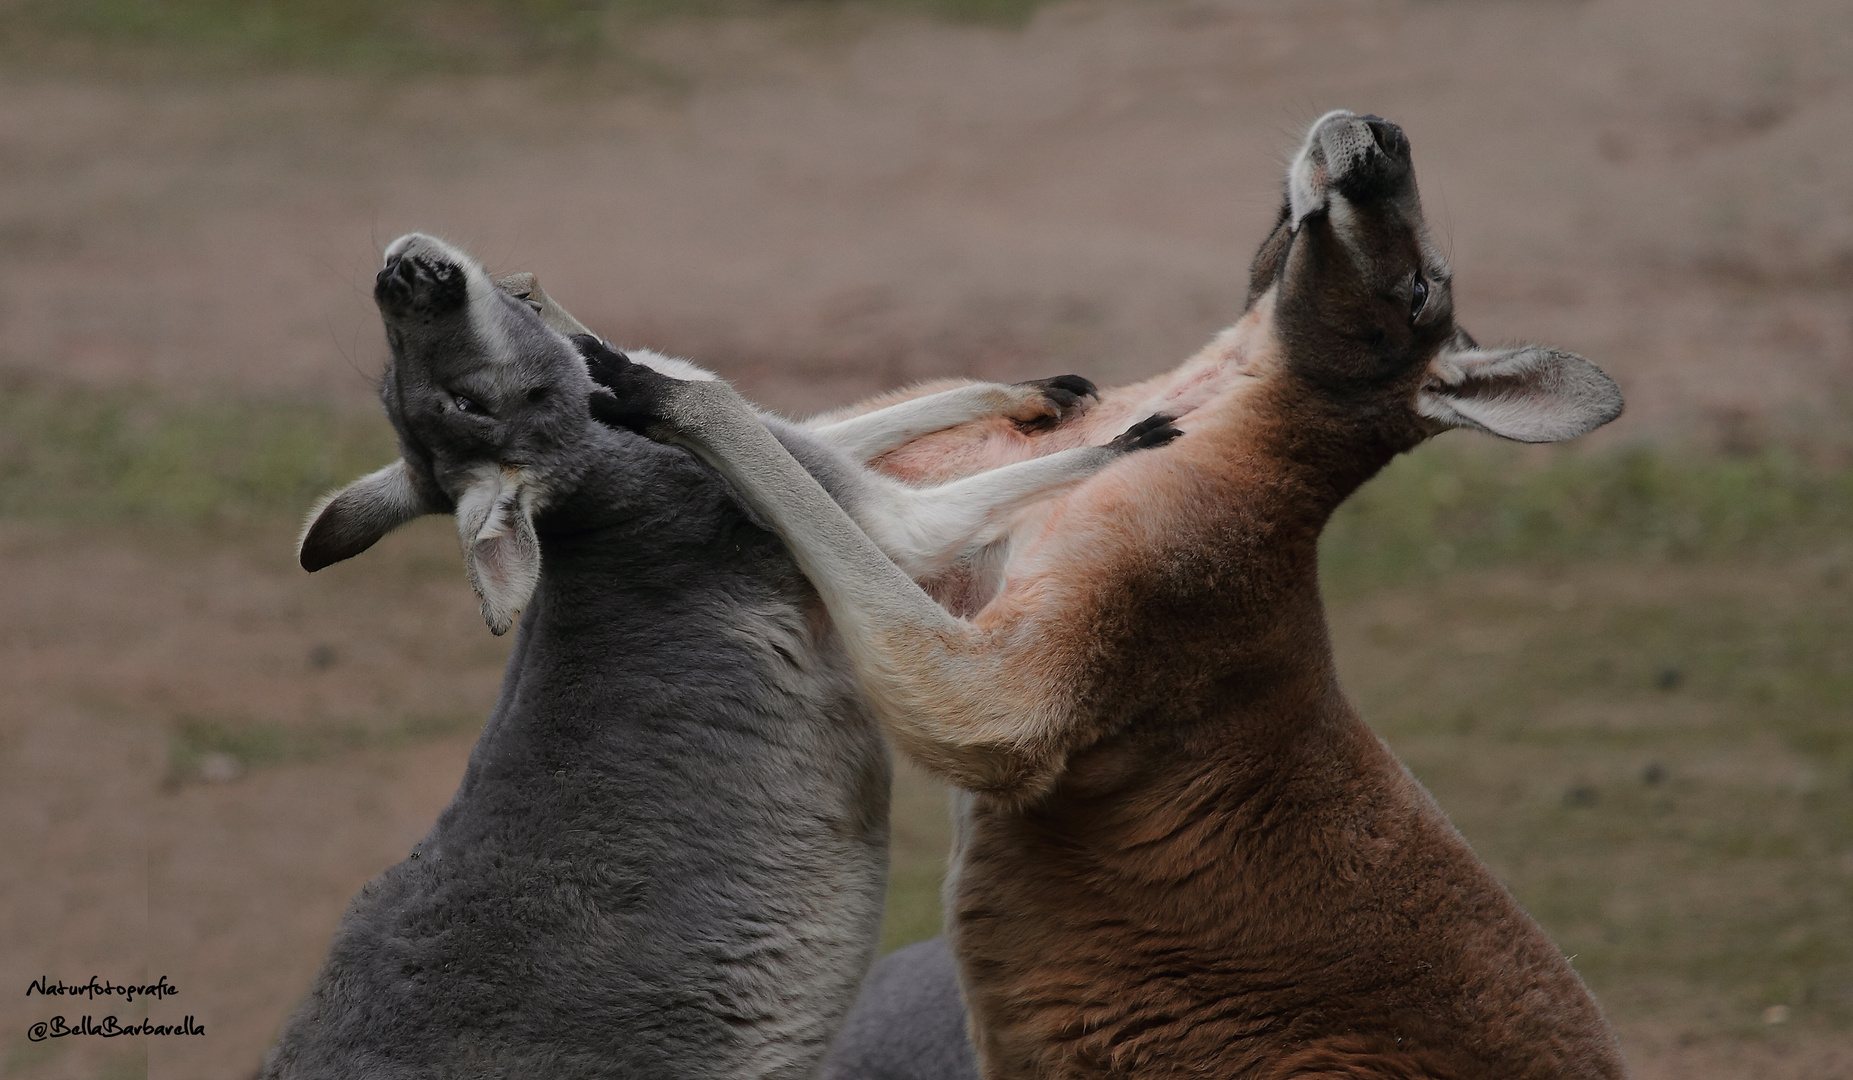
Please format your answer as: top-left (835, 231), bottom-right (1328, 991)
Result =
top-left (1289, 110), bottom-right (1415, 227)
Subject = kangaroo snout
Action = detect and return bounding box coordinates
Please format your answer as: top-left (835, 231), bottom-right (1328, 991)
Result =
top-left (1289, 110), bottom-right (1414, 225)
top-left (376, 234), bottom-right (470, 318)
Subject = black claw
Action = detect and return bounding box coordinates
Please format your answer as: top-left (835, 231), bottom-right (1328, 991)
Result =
top-left (1107, 413), bottom-right (1182, 453)
top-left (1018, 373), bottom-right (1099, 412)
top-left (573, 334), bottom-right (634, 388)
top-left (1012, 374), bottom-right (1099, 432)
top-left (1045, 374), bottom-right (1099, 401)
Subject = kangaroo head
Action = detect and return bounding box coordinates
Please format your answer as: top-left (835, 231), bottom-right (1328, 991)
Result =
top-left (299, 233), bottom-right (599, 634)
top-left (1247, 111), bottom-right (1622, 449)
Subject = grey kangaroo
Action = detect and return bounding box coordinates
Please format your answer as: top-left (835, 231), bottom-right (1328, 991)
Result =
top-left (261, 233), bottom-right (1159, 1079)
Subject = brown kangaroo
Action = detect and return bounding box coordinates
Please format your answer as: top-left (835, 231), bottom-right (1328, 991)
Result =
top-left (586, 111), bottom-right (1629, 1080)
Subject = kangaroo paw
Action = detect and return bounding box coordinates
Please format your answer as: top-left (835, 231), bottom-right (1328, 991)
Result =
top-left (577, 335), bottom-right (676, 437)
top-left (1010, 374), bottom-right (1099, 431)
top-left (1107, 414), bottom-right (1182, 453)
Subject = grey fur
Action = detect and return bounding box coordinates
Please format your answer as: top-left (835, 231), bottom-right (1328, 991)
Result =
top-left (264, 234), bottom-right (1105, 1079)
top-left (821, 937), bottom-right (978, 1080)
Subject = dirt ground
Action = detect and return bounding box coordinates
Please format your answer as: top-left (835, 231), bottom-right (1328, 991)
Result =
top-left (3, 0), bottom-right (1851, 1077)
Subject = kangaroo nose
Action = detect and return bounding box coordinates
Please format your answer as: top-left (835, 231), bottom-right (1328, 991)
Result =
top-left (1360, 115), bottom-right (1410, 162)
top-left (374, 250), bottom-right (466, 317)
top-left (380, 252), bottom-right (420, 283)
top-left (1309, 111), bottom-right (1413, 202)
top-left (375, 255), bottom-right (414, 308)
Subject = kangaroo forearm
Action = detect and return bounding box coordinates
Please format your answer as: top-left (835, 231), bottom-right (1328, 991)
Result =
top-left (662, 382), bottom-right (955, 634)
top-left (812, 383), bottom-right (1029, 462)
top-left (925, 446), bottom-right (1119, 525)
top-left (802, 377), bottom-right (980, 428)
top-left (862, 446), bottom-right (1121, 577)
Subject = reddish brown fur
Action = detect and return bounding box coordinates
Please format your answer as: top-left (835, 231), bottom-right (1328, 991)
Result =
top-left (869, 323), bottom-right (1624, 1079)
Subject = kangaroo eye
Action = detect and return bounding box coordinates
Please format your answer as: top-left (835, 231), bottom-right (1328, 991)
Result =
top-left (1410, 275), bottom-right (1430, 320)
top-left (453, 393), bottom-right (486, 415)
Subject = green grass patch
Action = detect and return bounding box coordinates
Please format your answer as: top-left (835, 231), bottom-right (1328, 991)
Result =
top-left (166, 710), bottom-right (482, 785)
top-left (2, 0), bottom-right (1053, 74)
top-left (880, 757), bottom-right (957, 952)
top-left (1321, 440), bottom-right (1853, 594)
top-left (0, 380), bottom-right (397, 525)
top-left (1338, 558), bottom-right (1853, 1029)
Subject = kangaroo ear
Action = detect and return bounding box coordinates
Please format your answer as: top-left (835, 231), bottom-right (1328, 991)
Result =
top-left (299, 460), bottom-right (429, 572)
top-left (1417, 345), bottom-right (1624, 443)
top-left (455, 467), bottom-right (541, 636)
top-left (494, 271), bottom-right (593, 338)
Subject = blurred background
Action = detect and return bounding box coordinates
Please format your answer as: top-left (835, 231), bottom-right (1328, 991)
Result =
top-left (1, 0), bottom-right (1849, 1077)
